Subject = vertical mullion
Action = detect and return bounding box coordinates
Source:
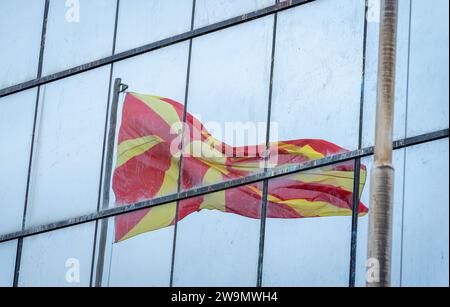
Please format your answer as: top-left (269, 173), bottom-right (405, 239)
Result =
top-left (349, 157), bottom-right (362, 287)
top-left (13, 0), bottom-right (50, 287)
top-left (400, 0), bottom-right (413, 287)
top-left (256, 0), bottom-right (280, 288)
top-left (349, 0), bottom-right (370, 287)
top-left (90, 0), bottom-right (121, 287)
top-left (169, 0), bottom-right (197, 287)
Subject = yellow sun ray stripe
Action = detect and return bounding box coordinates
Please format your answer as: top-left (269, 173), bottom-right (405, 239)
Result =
top-left (277, 143), bottom-right (325, 160)
top-left (154, 156), bottom-right (180, 197)
top-left (184, 140), bottom-right (230, 175)
top-left (116, 135), bottom-right (164, 168)
top-left (292, 170), bottom-right (366, 193)
top-left (118, 157), bottom-right (180, 241)
top-left (246, 185), bottom-right (283, 204)
top-left (277, 198), bottom-right (354, 217)
top-left (246, 180), bottom-right (368, 217)
top-left (200, 167), bottom-right (226, 211)
top-left (229, 162), bottom-right (262, 173)
top-left (244, 166), bottom-right (365, 195)
top-left (118, 202), bottom-right (177, 242)
top-left (131, 93), bottom-right (181, 129)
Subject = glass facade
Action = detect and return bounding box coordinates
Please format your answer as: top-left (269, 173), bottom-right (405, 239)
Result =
top-left (0, 0), bottom-right (448, 287)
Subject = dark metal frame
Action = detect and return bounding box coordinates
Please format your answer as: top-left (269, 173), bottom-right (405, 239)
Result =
top-left (169, 0), bottom-right (197, 287)
top-left (93, 78), bottom-right (127, 286)
top-left (90, 0), bottom-right (122, 287)
top-left (1, 0), bottom-right (448, 288)
top-left (399, 0), bottom-right (414, 287)
top-left (349, 0), bottom-right (370, 287)
top-left (256, 0), bottom-right (281, 288)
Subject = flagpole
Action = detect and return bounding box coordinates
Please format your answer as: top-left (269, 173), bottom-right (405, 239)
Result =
top-left (367, 0), bottom-right (398, 287)
top-left (95, 78), bottom-right (128, 287)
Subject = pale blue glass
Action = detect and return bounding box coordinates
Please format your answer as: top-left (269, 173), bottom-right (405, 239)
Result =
top-left (25, 67), bottom-right (111, 227)
top-left (194, 0), bottom-right (274, 28)
top-left (0, 0), bottom-right (44, 88)
top-left (115, 0), bottom-right (193, 53)
top-left (19, 223), bottom-right (95, 286)
top-left (0, 240), bottom-right (17, 286)
top-left (0, 89), bottom-right (36, 234)
top-left (42, 0), bottom-right (117, 75)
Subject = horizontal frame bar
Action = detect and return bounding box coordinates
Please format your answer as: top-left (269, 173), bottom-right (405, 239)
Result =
top-left (0, 129), bottom-right (447, 244)
top-left (0, 0), bottom-right (314, 99)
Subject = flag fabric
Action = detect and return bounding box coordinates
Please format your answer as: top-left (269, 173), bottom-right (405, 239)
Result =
top-left (112, 92), bottom-right (368, 242)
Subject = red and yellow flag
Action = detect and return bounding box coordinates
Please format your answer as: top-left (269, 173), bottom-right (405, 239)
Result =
top-left (112, 93), bottom-right (368, 242)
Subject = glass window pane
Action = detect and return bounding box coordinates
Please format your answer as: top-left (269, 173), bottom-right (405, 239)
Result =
top-left (194, 0), bottom-right (274, 29)
top-left (93, 42), bottom-right (190, 286)
top-left (173, 17), bottom-right (274, 286)
top-left (18, 223), bottom-right (95, 287)
top-left (186, 17), bottom-right (273, 150)
top-left (0, 0), bottom-right (44, 88)
top-left (95, 211), bottom-right (174, 286)
top-left (0, 240), bottom-right (17, 287)
top-left (401, 139), bottom-right (449, 286)
top-left (356, 141), bottom-right (449, 287)
top-left (115, 0), bottom-right (193, 53)
top-left (361, 0), bottom-right (411, 147)
top-left (271, 0), bottom-right (365, 150)
top-left (42, 0), bottom-right (117, 75)
top-left (262, 0), bottom-right (366, 285)
top-left (406, 0), bottom-right (449, 136)
top-left (113, 42), bottom-right (190, 103)
top-left (263, 160), bottom-right (367, 286)
top-left (173, 188), bottom-right (263, 286)
top-left (355, 150), bottom-right (406, 287)
top-left (25, 67), bottom-right (111, 227)
top-left (0, 89), bottom-right (37, 234)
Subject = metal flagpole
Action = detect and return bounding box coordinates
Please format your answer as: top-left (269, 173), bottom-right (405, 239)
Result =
top-left (367, 0), bottom-right (398, 287)
top-left (95, 78), bottom-right (128, 287)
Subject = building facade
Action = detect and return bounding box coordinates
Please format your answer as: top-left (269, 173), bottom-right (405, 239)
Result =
top-left (0, 0), bottom-right (448, 287)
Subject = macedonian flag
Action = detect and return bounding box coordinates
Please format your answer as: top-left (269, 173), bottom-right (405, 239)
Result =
top-left (112, 92), bottom-right (368, 242)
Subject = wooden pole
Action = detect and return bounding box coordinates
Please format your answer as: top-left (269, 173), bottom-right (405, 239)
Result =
top-left (367, 0), bottom-right (398, 287)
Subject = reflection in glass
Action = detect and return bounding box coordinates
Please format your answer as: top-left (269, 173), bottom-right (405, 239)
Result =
top-left (0, 0), bottom-right (43, 88)
top-left (263, 160), bottom-right (367, 286)
top-left (19, 223), bottom-right (95, 287)
top-left (115, 0), bottom-right (193, 53)
top-left (111, 92), bottom-right (369, 240)
top-left (96, 43), bottom-right (190, 286)
top-left (355, 152), bottom-right (407, 287)
top-left (194, 0), bottom-right (274, 28)
top-left (402, 140), bottom-right (449, 286)
top-left (271, 0), bottom-right (365, 150)
top-left (263, 0), bottom-right (366, 286)
top-left (174, 16), bottom-right (274, 286)
top-left (0, 89), bottom-right (36, 234)
top-left (99, 212), bottom-right (174, 286)
top-left (0, 240), bottom-right (17, 287)
top-left (406, 0), bottom-right (449, 137)
top-left (42, 0), bottom-right (116, 75)
top-left (361, 0), bottom-right (411, 147)
top-left (26, 67), bottom-right (111, 227)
